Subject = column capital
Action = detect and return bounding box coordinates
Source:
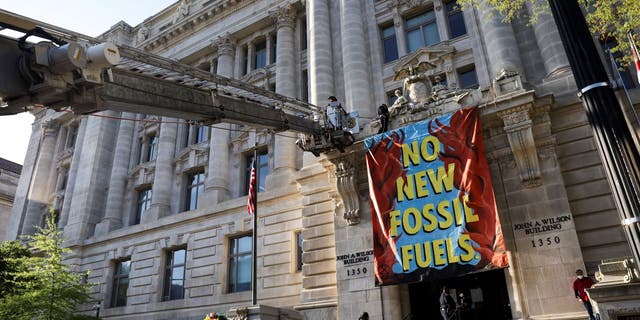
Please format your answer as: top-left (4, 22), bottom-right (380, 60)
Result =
top-left (212, 33), bottom-right (236, 57)
top-left (272, 4), bottom-right (297, 30)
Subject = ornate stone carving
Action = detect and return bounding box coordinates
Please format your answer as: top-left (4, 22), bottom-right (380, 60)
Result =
top-left (497, 104), bottom-right (542, 188)
top-left (273, 4), bottom-right (297, 30)
top-left (212, 33), bottom-right (235, 57)
top-left (173, 0), bottom-right (190, 24)
top-left (137, 26), bottom-right (150, 43)
top-left (333, 154), bottom-right (360, 225)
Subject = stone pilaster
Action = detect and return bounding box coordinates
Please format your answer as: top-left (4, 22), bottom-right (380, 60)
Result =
top-left (477, 1), bottom-right (524, 80)
top-left (21, 119), bottom-right (58, 235)
top-left (270, 4), bottom-right (298, 185)
top-left (204, 35), bottom-right (235, 204)
top-left (95, 112), bottom-right (135, 236)
top-left (527, 0), bottom-right (570, 79)
top-left (143, 118), bottom-right (177, 223)
top-left (339, 0), bottom-right (374, 119)
top-left (498, 104), bottom-right (542, 188)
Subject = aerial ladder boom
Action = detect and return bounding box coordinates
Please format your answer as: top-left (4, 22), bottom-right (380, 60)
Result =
top-left (0, 9), bottom-right (358, 154)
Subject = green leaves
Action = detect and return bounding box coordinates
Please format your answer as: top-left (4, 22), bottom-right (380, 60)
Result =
top-left (0, 211), bottom-right (95, 320)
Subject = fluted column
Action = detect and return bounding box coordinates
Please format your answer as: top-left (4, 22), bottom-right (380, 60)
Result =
top-left (308, 0), bottom-right (335, 105)
top-left (21, 120), bottom-right (59, 235)
top-left (205, 35), bottom-right (234, 204)
top-left (477, 1), bottom-right (524, 79)
top-left (57, 117), bottom-right (87, 229)
top-left (95, 113), bottom-right (135, 235)
top-left (271, 4), bottom-right (298, 177)
top-left (528, 0), bottom-right (570, 79)
top-left (143, 118), bottom-right (177, 223)
top-left (340, 0), bottom-right (374, 119)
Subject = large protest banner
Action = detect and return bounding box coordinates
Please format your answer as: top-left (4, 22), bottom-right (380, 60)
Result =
top-left (365, 107), bottom-right (508, 286)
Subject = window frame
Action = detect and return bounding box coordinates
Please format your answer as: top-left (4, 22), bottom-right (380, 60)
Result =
top-left (405, 8), bottom-right (440, 52)
top-left (244, 148), bottom-right (268, 195)
top-left (295, 231), bottom-right (303, 272)
top-left (381, 24), bottom-right (399, 63)
top-left (254, 40), bottom-right (267, 70)
top-left (445, 0), bottom-right (467, 39)
top-left (228, 234), bottom-right (253, 293)
top-left (185, 170), bottom-right (205, 211)
top-left (457, 65), bottom-right (479, 89)
top-left (162, 248), bottom-right (187, 301)
top-left (135, 187), bottom-right (153, 225)
top-left (111, 259), bottom-right (131, 307)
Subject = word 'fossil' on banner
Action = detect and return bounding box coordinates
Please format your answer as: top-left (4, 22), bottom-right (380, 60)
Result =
top-left (365, 107), bottom-right (508, 286)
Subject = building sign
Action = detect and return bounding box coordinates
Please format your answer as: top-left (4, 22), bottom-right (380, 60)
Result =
top-left (336, 250), bottom-right (374, 280)
top-left (513, 214), bottom-right (572, 249)
top-left (364, 107), bottom-right (509, 286)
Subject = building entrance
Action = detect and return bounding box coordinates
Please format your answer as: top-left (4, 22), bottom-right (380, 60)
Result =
top-left (408, 268), bottom-right (512, 320)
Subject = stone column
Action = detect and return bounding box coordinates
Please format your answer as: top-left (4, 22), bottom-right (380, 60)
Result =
top-left (143, 118), bottom-right (177, 223)
top-left (308, 0), bottom-right (335, 104)
top-left (21, 119), bottom-right (59, 235)
top-left (205, 35), bottom-right (234, 204)
top-left (57, 117), bottom-right (87, 229)
top-left (247, 42), bottom-right (255, 73)
top-left (477, 1), bottom-right (524, 79)
top-left (271, 4), bottom-right (298, 181)
top-left (339, 0), bottom-right (374, 119)
top-left (95, 113), bottom-right (135, 235)
top-left (527, 0), bottom-right (570, 79)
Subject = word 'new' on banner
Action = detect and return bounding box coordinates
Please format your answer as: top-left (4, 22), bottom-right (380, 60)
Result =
top-left (365, 107), bottom-right (508, 286)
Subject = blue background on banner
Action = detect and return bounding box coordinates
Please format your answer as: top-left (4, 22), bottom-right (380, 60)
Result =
top-left (365, 112), bottom-right (480, 275)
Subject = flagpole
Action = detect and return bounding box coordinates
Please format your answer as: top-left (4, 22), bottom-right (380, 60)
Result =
top-left (251, 147), bottom-right (258, 306)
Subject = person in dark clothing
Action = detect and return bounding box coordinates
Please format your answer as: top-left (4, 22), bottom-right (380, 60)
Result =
top-left (439, 286), bottom-right (457, 320)
top-left (358, 312), bottom-right (369, 320)
top-left (377, 104), bottom-right (390, 133)
top-left (573, 269), bottom-right (596, 320)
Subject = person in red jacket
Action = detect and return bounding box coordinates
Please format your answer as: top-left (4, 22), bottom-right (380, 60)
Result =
top-left (573, 269), bottom-right (596, 320)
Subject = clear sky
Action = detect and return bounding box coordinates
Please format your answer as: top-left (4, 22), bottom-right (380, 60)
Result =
top-left (0, 0), bottom-right (176, 164)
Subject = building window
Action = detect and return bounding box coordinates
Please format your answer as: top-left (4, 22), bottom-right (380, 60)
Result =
top-left (381, 25), bottom-right (398, 63)
top-left (387, 90), bottom-right (400, 106)
top-left (445, 0), bottom-right (467, 39)
top-left (254, 41), bottom-right (267, 69)
top-left (65, 124), bottom-right (78, 149)
top-left (302, 70), bottom-right (309, 102)
top-left (406, 9), bottom-right (440, 52)
top-left (244, 149), bottom-right (268, 195)
top-left (111, 260), bottom-right (131, 307)
top-left (300, 17), bottom-right (307, 51)
top-left (458, 66), bottom-right (479, 89)
top-left (163, 248), bottom-right (187, 301)
top-left (140, 134), bottom-right (158, 163)
top-left (185, 171), bottom-right (205, 211)
top-left (135, 187), bottom-right (152, 225)
top-left (194, 125), bottom-right (208, 144)
top-left (242, 45), bottom-right (248, 75)
top-left (270, 35), bottom-right (277, 64)
top-left (228, 235), bottom-right (252, 293)
top-left (295, 231), bottom-right (303, 272)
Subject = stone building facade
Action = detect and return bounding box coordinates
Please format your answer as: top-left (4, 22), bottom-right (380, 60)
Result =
top-left (0, 158), bottom-right (21, 239)
top-left (6, 0), bottom-right (640, 319)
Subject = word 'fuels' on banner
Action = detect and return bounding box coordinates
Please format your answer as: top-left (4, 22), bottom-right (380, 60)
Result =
top-left (365, 107), bottom-right (509, 286)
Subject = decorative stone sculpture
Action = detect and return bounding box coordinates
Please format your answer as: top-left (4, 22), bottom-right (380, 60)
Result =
top-left (137, 26), bottom-right (149, 43)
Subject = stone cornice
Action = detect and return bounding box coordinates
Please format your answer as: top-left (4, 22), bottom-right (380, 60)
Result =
top-left (140, 0), bottom-right (254, 52)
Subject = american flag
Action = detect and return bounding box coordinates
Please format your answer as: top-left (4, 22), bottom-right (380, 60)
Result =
top-left (247, 156), bottom-right (257, 215)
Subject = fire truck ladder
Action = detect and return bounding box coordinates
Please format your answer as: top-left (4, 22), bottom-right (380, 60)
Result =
top-left (0, 8), bottom-right (324, 136)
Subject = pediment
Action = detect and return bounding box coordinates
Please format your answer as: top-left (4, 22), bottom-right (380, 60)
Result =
top-left (393, 45), bottom-right (456, 76)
